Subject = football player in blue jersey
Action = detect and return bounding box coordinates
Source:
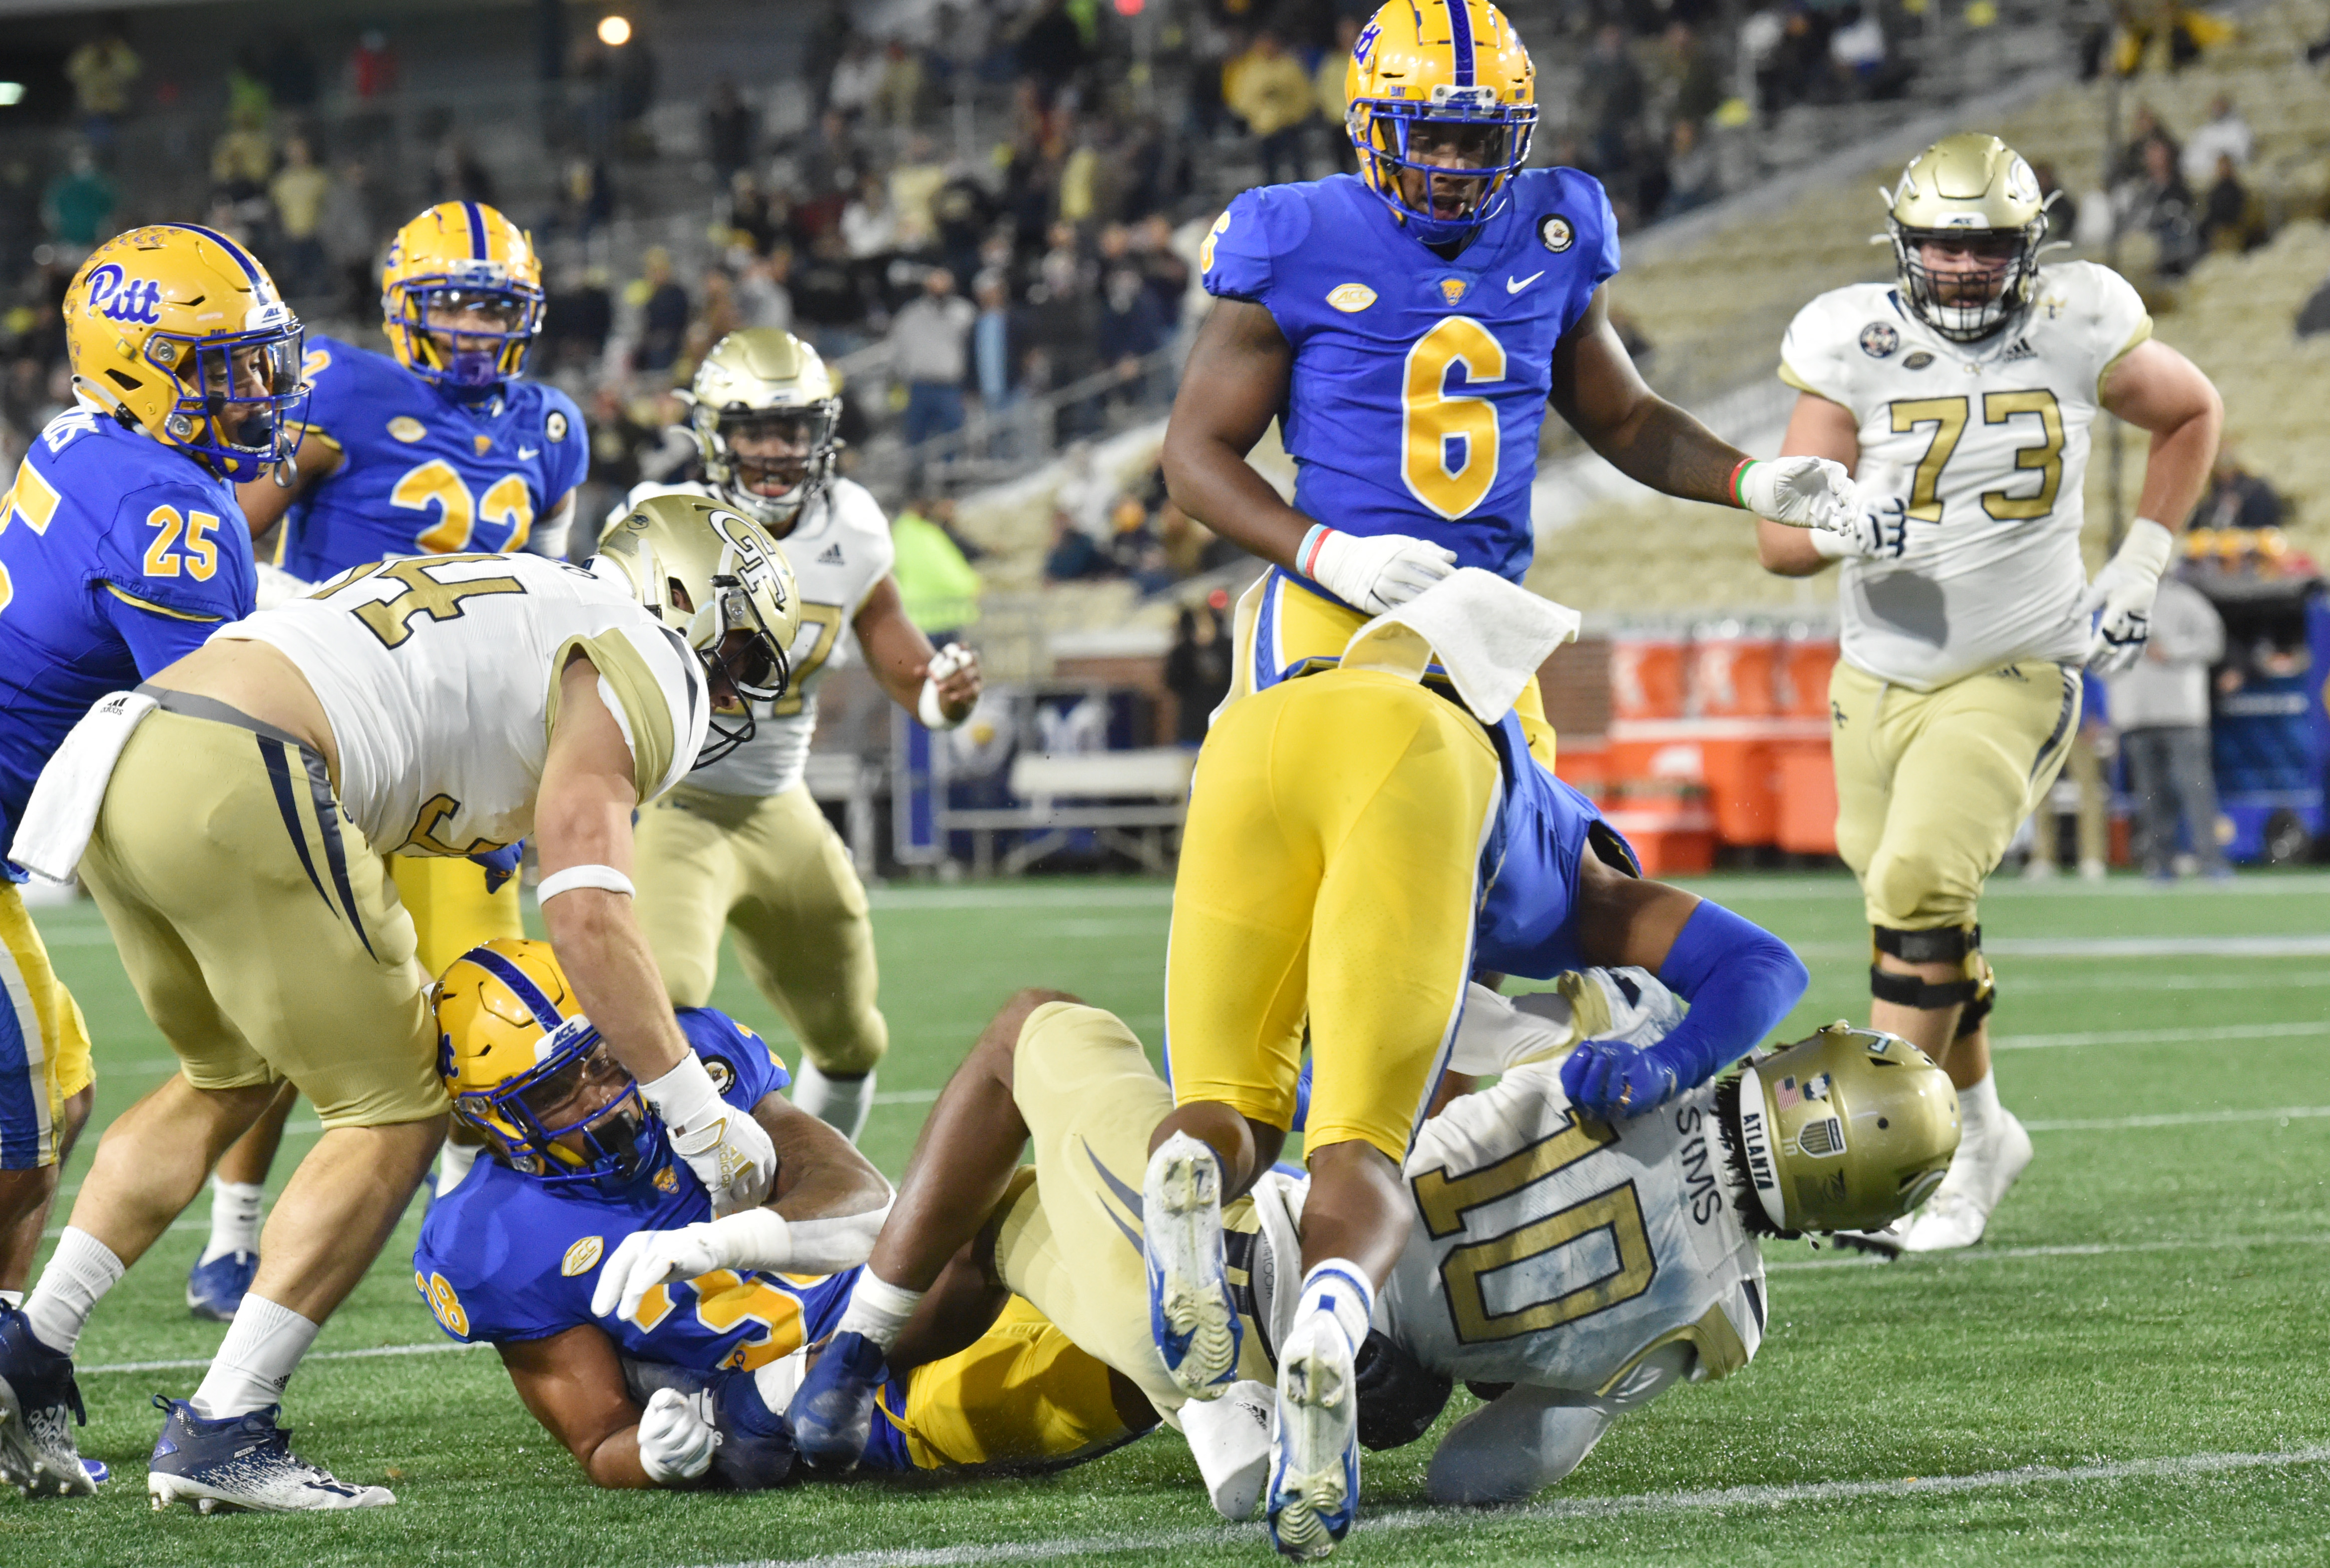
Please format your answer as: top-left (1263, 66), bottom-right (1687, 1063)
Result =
top-left (195, 201), bottom-right (590, 1323)
top-left (0, 222), bottom-right (305, 1496)
top-left (418, 940), bottom-right (1157, 1489)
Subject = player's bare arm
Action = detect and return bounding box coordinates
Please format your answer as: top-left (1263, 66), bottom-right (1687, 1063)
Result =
top-left (1758, 392), bottom-right (1862, 576)
top-left (1550, 285), bottom-right (1749, 504)
top-left (755, 1091), bottom-right (891, 1226)
top-left (852, 574), bottom-right (981, 723)
top-left (2101, 339), bottom-right (2222, 525)
top-left (1572, 854), bottom-right (1701, 973)
top-left (498, 1324), bottom-right (663, 1489)
top-left (234, 433), bottom-right (345, 537)
top-left (1160, 299), bottom-right (1310, 568)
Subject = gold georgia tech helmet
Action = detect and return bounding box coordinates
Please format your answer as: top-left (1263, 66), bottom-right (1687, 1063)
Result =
top-left (683, 329), bottom-right (843, 531)
top-left (1883, 132), bottom-right (2049, 344)
top-left (595, 491), bottom-right (803, 768)
top-left (1719, 1024), bottom-right (1960, 1236)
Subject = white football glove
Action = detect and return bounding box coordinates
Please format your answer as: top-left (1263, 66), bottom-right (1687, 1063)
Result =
top-left (917, 641), bottom-right (978, 729)
top-left (1737, 455), bottom-right (1860, 535)
top-left (1812, 494), bottom-right (1910, 561)
top-left (593, 1223), bottom-right (730, 1322)
top-left (2082, 517), bottom-right (2176, 675)
top-left (637, 1387), bottom-right (721, 1485)
top-left (1297, 524), bottom-right (1458, 614)
top-left (637, 1054), bottom-right (777, 1217)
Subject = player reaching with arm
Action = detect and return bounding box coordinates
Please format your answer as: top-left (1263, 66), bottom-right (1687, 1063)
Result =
top-left (0, 223), bottom-right (301, 1497)
top-left (1755, 133), bottom-right (2221, 1252)
top-left (611, 330), bottom-right (980, 1141)
top-left (193, 201), bottom-right (591, 1320)
top-left (0, 494), bottom-right (795, 1510)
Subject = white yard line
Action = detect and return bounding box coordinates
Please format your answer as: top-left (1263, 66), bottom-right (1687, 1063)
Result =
top-left (1993, 1021), bottom-right (2329, 1051)
top-left (1766, 1233), bottom-right (2330, 1271)
top-left (2022, 1104), bottom-right (2330, 1132)
top-left (690, 1446), bottom-right (2330, 1568)
top-left (82, 1340), bottom-right (484, 1375)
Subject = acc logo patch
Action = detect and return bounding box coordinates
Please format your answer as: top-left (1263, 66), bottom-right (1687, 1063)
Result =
top-left (1439, 277), bottom-right (1467, 304)
top-left (1326, 283), bottom-right (1376, 313)
top-left (1904, 351), bottom-right (1935, 371)
top-left (1859, 322), bottom-right (1900, 358)
top-left (421, 1271), bottom-right (469, 1337)
top-left (1538, 215), bottom-right (1575, 253)
top-left (84, 263), bottom-right (162, 326)
top-left (1199, 210), bottom-right (1231, 275)
top-left (546, 409), bottom-right (569, 442)
top-left (703, 1057), bottom-right (736, 1095)
top-left (561, 1236), bottom-right (605, 1277)
top-left (388, 415), bottom-right (426, 443)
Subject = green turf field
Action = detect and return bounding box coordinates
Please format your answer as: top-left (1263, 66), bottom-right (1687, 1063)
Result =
top-left (4, 871), bottom-right (2326, 1566)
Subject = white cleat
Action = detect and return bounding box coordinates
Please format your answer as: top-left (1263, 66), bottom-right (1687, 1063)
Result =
top-left (1143, 1133), bottom-right (1243, 1398)
top-left (1901, 1110), bottom-right (2033, 1253)
top-left (1181, 1378), bottom-right (1274, 1521)
top-left (1266, 1313), bottom-right (1360, 1561)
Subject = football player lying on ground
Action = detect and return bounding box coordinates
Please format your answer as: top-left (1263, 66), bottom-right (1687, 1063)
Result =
top-left (415, 940), bottom-right (1157, 1489)
top-left (780, 974), bottom-right (1958, 1515)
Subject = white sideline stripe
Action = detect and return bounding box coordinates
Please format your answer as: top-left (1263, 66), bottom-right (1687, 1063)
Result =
top-left (2023, 1104), bottom-right (2330, 1132)
top-left (693, 1446), bottom-right (2330, 1568)
top-left (1994, 1021), bottom-right (2329, 1051)
top-left (82, 1340), bottom-right (485, 1376)
top-left (1767, 1233), bottom-right (2330, 1272)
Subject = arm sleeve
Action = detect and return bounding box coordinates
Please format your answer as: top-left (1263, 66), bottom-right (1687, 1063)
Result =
top-left (1645, 900), bottom-right (1810, 1091)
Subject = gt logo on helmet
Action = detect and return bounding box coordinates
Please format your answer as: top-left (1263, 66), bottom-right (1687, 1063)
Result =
top-left (85, 264), bottom-right (162, 325)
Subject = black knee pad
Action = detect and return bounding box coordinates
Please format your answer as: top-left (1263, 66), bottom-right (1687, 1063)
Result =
top-left (1869, 924), bottom-right (1986, 1013)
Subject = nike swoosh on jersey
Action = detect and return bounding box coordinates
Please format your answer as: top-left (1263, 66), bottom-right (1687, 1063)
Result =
top-left (519, 446), bottom-right (540, 459)
top-left (1506, 271), bottom-right (1545, 294)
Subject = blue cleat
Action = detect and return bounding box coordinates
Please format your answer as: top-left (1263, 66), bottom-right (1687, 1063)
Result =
top-left (0, 1305), bottom-right (95, 1497)
top-left (710, 1363), bottom-right (799, 1491)
top-left (786, 1332), bottom-right (887, 1472)
top-left (147, 1396), bottom-right (394, 1512)
top-left (1144, 1133), bottom-right (1242, 1397)
top-left (185, 1249), bottom-right (260, 1322)
top-left (1266, 1311), bottom-right (1361, 1560)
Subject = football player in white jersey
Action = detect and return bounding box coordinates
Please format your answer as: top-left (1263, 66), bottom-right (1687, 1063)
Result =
top-left (1757, 133), bottom-right (2223, 1252)
top-left (607, 330), bottom-right (980, 1141)
top-left (1, 494), bottom-right (798, 1510)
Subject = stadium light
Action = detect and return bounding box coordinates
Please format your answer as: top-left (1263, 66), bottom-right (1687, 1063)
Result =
top-left (0, 83), bottom-right (23, 106)
top-left (597, 14), bottom-right (631, 47)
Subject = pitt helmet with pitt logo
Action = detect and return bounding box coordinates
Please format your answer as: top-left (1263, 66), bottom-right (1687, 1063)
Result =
top-left (1345, 0), bottom-right (1538, 244)
top-left (380, 200), bottom-right (546, 391)
top-left (62, 224), bottom-right (307, 481)
top-left (594, 492), bottom-right (803, 768)
top-left (1883, 132), bottom-right (2051, 344)
top-left (1718, 1024), bottom-right (1960, 1236)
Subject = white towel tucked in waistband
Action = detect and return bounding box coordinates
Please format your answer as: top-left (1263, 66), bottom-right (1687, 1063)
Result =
top-left (1339, 567), bottom-right (1581, 724)
top-left (8, 690), bottom-right (157, 883)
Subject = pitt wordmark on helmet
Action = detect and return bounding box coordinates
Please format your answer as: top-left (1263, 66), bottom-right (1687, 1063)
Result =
top-left (1344, 0), bottom-right (1537, 242)
top-left (596, 491), bottom-right (804, 767)
top-left (1718, 1024), bottom-right (1960, 1236)
top-left (380, 200), bottom-right (547, 391)
top-left (1883, 132), bottom-right (2052, 344)
top-left (682, 329), bottom-right (845, 530)
top-left (62, 224), bottom-right (308, 481)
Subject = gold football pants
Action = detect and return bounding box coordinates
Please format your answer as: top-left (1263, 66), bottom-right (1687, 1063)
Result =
top-left (886, 1295), bottom-right (1139, 1471)
top-left (388, 855), bottom-right (523, 982)
top-left (632, 781), bottom-right (887, 1077)
top-left (0, 881), bottom-right (95, 1169)
top-left (1165, 666), bottom-right (1502, 1164)
top-left (1830, 659), bottom-right (2082, 928)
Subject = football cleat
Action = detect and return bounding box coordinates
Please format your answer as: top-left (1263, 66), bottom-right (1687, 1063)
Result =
top-left (1144, 1133), bottom-right (1242, 1397)
top-left (709, 1362), bottom-right (799, 1491)
top-left (185, 1249), bottom-right (260, 1322)
top-left (147, 1397), bottom-right (394, 1512)
top-left (786, 1331), bottom-right (887, 1472)
top-left (1900, 1108), bottom-right (2032, 1253)
top-left (1266, 1312), bottom-right (1361, 1561)
top-left (0, 1305), bottom-right (96, 1497)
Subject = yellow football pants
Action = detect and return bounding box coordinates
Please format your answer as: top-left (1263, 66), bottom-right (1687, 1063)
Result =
top-left (886, 1296), bottom-right (1138, 1472)
top-left (1165, 666), bottom-right (1503, 1163)
top-left (0, 882), bottom-right (95, 1169)
top-left (632, 782), bottom-right (887, 1077)
top-left (388, 856), bottom-right (523, 982)
top-left (1830, 659), bottom-right (2082, 928)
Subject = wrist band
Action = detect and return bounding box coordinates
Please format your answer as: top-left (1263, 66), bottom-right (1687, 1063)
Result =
top-left (1726, 458), bottom-right (1756, 509)
top-left (1298, 523), bottom-right (1335, 576)
top-left (537, 863), bottom-right (637, 901)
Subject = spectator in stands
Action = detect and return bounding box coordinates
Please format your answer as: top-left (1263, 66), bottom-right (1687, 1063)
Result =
top-left (319, 157), bottom-right (384, 318)
top-left (1165, 604), bottom-right (1232, 746)
top-left (877, 38), bottom-right (926, 129)
top-left (65, 29), bottom-right (140, 150)
top-left (1316, 17), bottom-right (1360, 174)
top-left (267, 137), bottom-right (330, 299)
top-left (210, 105), bottom-right (274, 204)
top-left (2032, 160), bottom-right (2079, 245)
top-left (2179, 93), bottom-right (2251, 187)
top-left (1827, 4), bottom-right (1887, 95)
top-left (891, 266), bottom-right (975, 446)
top-left (1016, 0), bottom-right (1093, 109)
top-left (1225, 30), bottom-right (1316, 190)
top-left (736, 248), bottom-right (793, 332)
top-left (707, 78), bottom-right (757, 185)
top-left (2130, 136), bottom-right (2201, 277)
top-left (1134, 213), bottom-right (1190, 321)
top-left (890, 135), bottom-right (947, 255)
top-left (828, 35), bottom-right (885, 122)
top-left (1156, 500), bottom-right (1224, 581)
top-left (2113, 103), bottom-right (2177, 187)
top-left (841, 172), bottom-right (898, 262)
top-left (891, 495), bottom-right (984, 644)
top-left (930, 164), bottom-right (995, 286)
top-left (348, 28), bottom-right (398, 99)
top-left (544, 265), bottom-right (615, 375)
top-left (2200, 154), bottom-right (2258, 254)
top-left (2108, 572), bottom-right (2229, 883)
top-left (1579, 25), bottom-right (1646, 181)
top-left (1659, 118), bottom-right (1720, 219)
top-left (971, 269), bottom-right (1018, 450)
top-left (1097, 232), bottom-right (1170, 406)
top-left (790, 230), bottom-right (871, 354)
top-left (631, 247), bottom-right (691, 373)
top-left (40, 145), bottom-right (116, 254)
top-left (2189, 450), bottom-right (2284, 532)
top-left (1654, 22), bottom-right (1724, 132)
top-left (1043, 507), bottom-right (1107, 581)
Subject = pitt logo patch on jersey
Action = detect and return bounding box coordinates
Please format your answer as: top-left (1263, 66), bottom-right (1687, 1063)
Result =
top-left (1539, 215), bottom-right (1575, 252)
top-left (1859, 322), bottom-right (1900, 358)
top-left (546, 409), bottom-right (569, 442)
top-left (1439, 277), bottom-right (1467, 304)
top-left (654, 1167), bottom-right (680, 1193)
top-left (388, 415), bottom-right (426, 443)
top-left (561, 1236), bottom-right (605, 1277)
top-left (85, 264), bottom-right (162, 325)
top-left (1327, 283), bottom-right (1377, 313)
top-left (472, 433), bottom-right (492, 456)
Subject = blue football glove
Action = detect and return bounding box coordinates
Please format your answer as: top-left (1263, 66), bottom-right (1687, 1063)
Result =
top-left (468, 840), bottom-right (524, 895)
top-left (1558, 1039), bottom-right (1682, 1121)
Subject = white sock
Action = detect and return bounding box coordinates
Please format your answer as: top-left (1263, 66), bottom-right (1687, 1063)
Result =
top-left (1292, 1259), bottom-right (1375, 1353)
top-left (0, 1290), bottom-right (20, 1311)
top-left (834, 1269), bottom-right (924, 1352)
top-left (22, 1227), bottom-right (124, 1355)
top-left (437, 1139), bottom-right (480, 1197)
top-left (792, 1062), bottom-right (876, 1144)
top-left (200, 1176), bottom-right (267, 1265)
top-left (1957, 1071), bottom-right (2000, 1150)
top-left (190, 1293), bottom-right (319, 1419)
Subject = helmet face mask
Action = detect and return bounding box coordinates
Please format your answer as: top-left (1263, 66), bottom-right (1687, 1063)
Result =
top-left (396, 283), bottom-right (544, 390)
top-left (380, 202), bottom-right (546, 392)
top-left (1345, 2), bottom-right (1538, 245)
top-left (687, 329), bottom-right (843, 529)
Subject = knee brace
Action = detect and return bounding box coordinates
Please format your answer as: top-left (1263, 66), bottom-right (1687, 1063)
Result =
top-left (1869, 924), bottom-right (1990, 1021)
